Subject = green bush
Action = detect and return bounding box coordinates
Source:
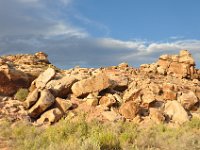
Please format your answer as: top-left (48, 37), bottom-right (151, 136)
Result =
top-left (14, 88), bottom-right (29, 101)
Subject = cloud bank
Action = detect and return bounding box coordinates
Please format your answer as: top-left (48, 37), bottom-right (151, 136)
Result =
top-left (0, 0), bottom-right (200, 69)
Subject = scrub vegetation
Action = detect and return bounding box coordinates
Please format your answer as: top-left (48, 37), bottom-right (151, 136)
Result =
top-left (0, 116), bottom-right (200, 150)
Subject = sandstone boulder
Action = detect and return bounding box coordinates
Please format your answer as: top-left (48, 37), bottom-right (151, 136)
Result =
top-left (104, 68), bottom-right (129, 91)
top-left (163, 83), bottom-right (177, 100)
top-left (167, 62), bottom-right (189, 78)
top-left (155, 50), bottom-right (196, 79)
top-left (0, 65), bottom-right (29, 95)
top-left (119, 101), bottom-right (139, 119)
top-left (149, 108), bottom-right (165, 123)
top-left (23, 89), bottom-right (39, 109)
top-left (99, 94), bottom-right (116, 107)
top-left (84, 94), bottom-right (99, 106)
top-left (164, 101), bottom-right (189, 124)
top-left (46, 76), bottom-right (77, 97)
top-left (122, 81), bottom-right (141, 102)
top-left (28, 89), bottom-right (55, 118)
top-left (141, 89), bottom-right (156, 104)
top-left (179, 50), bottom-right (195, 65)
top-left (0, 52), bottom-right (52, 96)
top-left (71, 72), bottom-right (110, 97)
top-left (178, 90), bottom-right (198, 110)
top-left (37, 108), bottom-right (63, 125)
top-left (33, 68), bottom-right (56, 89)
top-left (55, 97), bottom-right (73, 113)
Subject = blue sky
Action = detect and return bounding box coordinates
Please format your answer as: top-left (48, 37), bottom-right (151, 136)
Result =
top-left (0, 0), bottom-right (200, 68)
top-left (73, 0), bottom-right (200, 40)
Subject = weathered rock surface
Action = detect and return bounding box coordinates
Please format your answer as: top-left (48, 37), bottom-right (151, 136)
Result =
top-left (84, 93), bottom-right (99, 106)
top-left (157, 50), bottom-right (196, 78)
top-left (119, 101), bottom-right (139, 119)
top-left (1, 50), bottom-right (200, 126)
top-left (164, 101), bottom-right (189, 124)
top-left (28, 89), bottom-right (55, 118)
top-left (0, 52), bottom-right (53, 96)
top-left (37, 108), bottom-right (63, 125)
top-left (23, 89), bottom-right (39, 109)
top-left (149, 108), bottom-right (165, 123)
top-left (99, 94), bottom-right (116, 107)
top-left (33, 68), bottom-right (56, 89)
top-left (46, 76), bottom-right (77, 97)
top-left (0, 97), bottom-right (30, 122)
top-left (178, 90), bottom-right (198, 110)
top-left (54, 97), bottom-right (72, 113)
top-left (71, 72), bottom-right (111, 97)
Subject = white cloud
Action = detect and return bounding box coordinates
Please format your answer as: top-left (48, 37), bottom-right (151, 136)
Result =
top-left (98, 38), bottom-right (146, 50)
top-left (46, 22), bottom-right (88, 38)
top-left (0, 0), bottom-right (87, 38)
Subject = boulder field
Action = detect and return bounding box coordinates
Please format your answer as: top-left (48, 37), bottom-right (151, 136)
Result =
top-left (0, 50), bottom-right (200, 126)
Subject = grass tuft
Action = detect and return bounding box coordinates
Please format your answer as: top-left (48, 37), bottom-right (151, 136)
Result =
top-left (14, 88), bottom-right (29, 101)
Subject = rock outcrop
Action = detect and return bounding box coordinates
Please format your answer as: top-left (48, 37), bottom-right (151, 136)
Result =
top-left (1, 50), bottom-right (200, 126)
top-left (0, 52), bottom-right (54, 96)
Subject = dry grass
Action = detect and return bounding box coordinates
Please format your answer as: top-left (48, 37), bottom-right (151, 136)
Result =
top-left (0, 117), bottom-right (200, 150)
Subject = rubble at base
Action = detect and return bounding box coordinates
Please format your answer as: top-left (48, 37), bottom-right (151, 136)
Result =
top-left (1, 50), bottom-right (200, 126)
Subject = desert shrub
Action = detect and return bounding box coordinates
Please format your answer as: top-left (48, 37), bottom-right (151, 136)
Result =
top-left (1, 117), bottom-right (200, 150)
top-left (14, 88), bottom-right (29, 101)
